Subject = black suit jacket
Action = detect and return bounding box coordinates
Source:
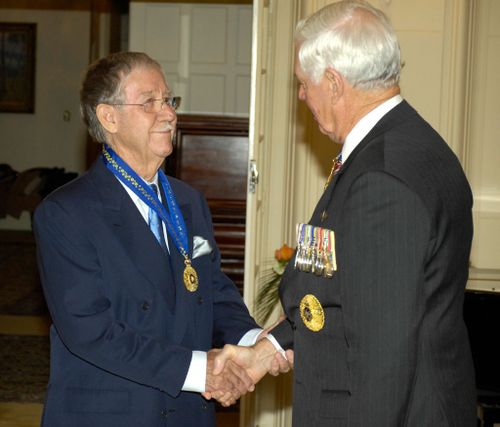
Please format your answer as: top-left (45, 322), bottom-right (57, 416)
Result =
top-left (34, 158), bottom-right (258, 427)
top-left (273, 101), bottom-right (476, 426)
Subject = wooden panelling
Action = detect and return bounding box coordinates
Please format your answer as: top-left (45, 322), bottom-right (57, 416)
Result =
top-left (132, 0), bottom-right (251, 4)
top-left (175, 134), bottom-right (248, 200)
top-left (1, 0), bottom-right (91, 11)
top-left (210, 200), bottom-right (246, 291)
top-left (166, 114), bottom-right (248, 293)
top-left (0, 1), bottom-right (251, 11)
top-left (0, 1), bottom-right (127, 13)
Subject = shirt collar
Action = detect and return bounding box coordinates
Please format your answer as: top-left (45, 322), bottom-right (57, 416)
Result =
top-left (341, 94), bottom-right (403, 162)
top-left (147, 174), bottom-right (159, 188)
top-left (118, 172), bottom-right (160, 204)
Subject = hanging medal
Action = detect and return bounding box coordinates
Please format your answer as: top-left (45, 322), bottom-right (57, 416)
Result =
top-left (295, 222), bottom-right (338, 279)
top-left (102, 144), bottom-right (199, 292)
top-left (304, 225), bottom-right (313, 272)
top-left (159, 172), bottom-right (199, 292)
top-left (323, 230), bottom-right (333, 278)
top-left (314, 228), bottom-right (325, 276)
top-left (295, 223), bottom-right (305, 270)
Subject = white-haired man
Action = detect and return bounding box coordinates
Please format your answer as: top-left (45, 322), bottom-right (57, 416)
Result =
top-left (214, 1), bottom-right (477, 425)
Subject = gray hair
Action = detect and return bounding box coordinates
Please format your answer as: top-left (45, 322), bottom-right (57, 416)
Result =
top-left (295, 0), bottom-right (401, 90)
top-left (80, 51), bottom-right (163, 143)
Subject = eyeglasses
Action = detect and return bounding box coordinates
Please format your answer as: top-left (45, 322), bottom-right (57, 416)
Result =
top-left (110, 96), bottom-right (181, 113)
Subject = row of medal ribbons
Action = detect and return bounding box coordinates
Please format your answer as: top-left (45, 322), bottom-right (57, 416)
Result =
top-left (294, 222), bottom-right (337, 278)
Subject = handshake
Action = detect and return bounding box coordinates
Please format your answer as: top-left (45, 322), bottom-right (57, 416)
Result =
top-left (202, 333), bottom-right (294, 407)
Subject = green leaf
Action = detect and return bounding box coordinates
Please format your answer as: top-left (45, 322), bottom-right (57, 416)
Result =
top-left (255, 271), bottom-right (282, 324)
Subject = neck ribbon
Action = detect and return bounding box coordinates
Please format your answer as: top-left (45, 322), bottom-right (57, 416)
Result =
top-left (101, 144), bottom-right (189, 259)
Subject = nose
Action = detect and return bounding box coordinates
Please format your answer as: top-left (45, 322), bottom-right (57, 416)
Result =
top-left (159, 102), bottom-right (176, 119)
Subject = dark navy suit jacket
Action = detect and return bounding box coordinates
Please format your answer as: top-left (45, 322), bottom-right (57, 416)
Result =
top-left (272, 101), bottom-right (476, 426)
top-left (34, 158), bottom-right (258, 427)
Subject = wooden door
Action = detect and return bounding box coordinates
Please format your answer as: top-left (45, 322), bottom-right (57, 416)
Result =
top-left (165, 114), bottom-right (249, 294)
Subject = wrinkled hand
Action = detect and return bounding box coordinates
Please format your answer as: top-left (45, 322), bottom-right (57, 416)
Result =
top-left (203, 349), bottom-right (255, 407)
top-left (258, 316), bottom-right (294, 376)
top-left (285, 349), bottom-right (294, 368)
top-left (213, 338), bottom-right (281, 384)
top-left (269, 349), bottom-right (294, 376)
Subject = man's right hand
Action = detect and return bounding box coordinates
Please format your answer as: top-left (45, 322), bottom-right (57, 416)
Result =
top-left (203, 349), bottom-right (255, 407)
top-left (213, 338), bottom-right (283, 383)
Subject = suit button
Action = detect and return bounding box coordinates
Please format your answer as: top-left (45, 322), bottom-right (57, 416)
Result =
top-left (197, 297), bottom-right (203, 305)
top-left (201, 403), bottom-right (208, 410)
top-left (141, 302), bottom-right (150, 311)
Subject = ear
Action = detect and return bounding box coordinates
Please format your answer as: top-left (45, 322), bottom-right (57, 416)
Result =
top-left (325, 67), bottom-right (344, 99)
top-left (96, 104), bottom-right (118, 134)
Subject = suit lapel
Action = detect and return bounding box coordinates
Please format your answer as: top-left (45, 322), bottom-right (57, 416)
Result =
top-left (91, 160), bottom-right (198, 342)
top-left (91, 160), bottom-right (176, 314)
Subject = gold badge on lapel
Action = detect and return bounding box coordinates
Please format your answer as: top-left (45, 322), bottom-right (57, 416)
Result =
top-left (300, 294), bottom-right (325, 332)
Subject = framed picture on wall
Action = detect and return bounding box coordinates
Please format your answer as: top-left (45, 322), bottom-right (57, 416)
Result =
top-left (0, 22), bottom-right (36, 113)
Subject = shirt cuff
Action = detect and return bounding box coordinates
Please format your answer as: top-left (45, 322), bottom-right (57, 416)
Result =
top-left (238, 328), bottom-right (286, 358)
top-left (181, 351), bottom-right (207, 393)
top-left (237, 328), bottom-right (263, 346)
top-left (265, 333), bottom-right (286, 355)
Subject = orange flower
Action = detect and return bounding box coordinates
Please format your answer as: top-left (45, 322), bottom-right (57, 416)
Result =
top-left (274, 244), bottom-right (294, 262)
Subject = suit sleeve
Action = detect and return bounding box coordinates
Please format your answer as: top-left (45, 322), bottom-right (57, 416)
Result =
top-left (34, 199), bottom-right (192, 398)
top-left (340, 171), bottom-right (430, 426)
top-left (196, 192), bottom-right (259, 347)
top-left (267, 315), bottom-right (294, 350)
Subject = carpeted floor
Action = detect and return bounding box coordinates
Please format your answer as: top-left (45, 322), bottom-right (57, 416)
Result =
top-left (0, 334), bottom-right (49, 403)
top-left (0, 231), bottom-right (48, 316)
top-left (0, 231), bottom-right (50, 405)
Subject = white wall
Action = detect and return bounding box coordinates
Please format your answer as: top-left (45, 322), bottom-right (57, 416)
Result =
top-left (129, 2), bottom-right (252, 116)
top-left (467, 0), bottom-right (500, 272)
top-left (0, 8), bottom-right (90, 230)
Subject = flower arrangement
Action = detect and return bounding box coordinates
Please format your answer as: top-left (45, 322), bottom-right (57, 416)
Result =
top-left (255, 244), bottom-right (294, 324)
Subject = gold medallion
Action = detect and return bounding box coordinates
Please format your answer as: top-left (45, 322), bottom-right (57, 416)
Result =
top-left (183, 260), bottom-right (199, 292)
top-left (300, 294), bottom-right (325, 332)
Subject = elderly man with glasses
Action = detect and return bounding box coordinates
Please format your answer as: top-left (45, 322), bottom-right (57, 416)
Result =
top-left (33, 51), bottom-right (287, 427)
